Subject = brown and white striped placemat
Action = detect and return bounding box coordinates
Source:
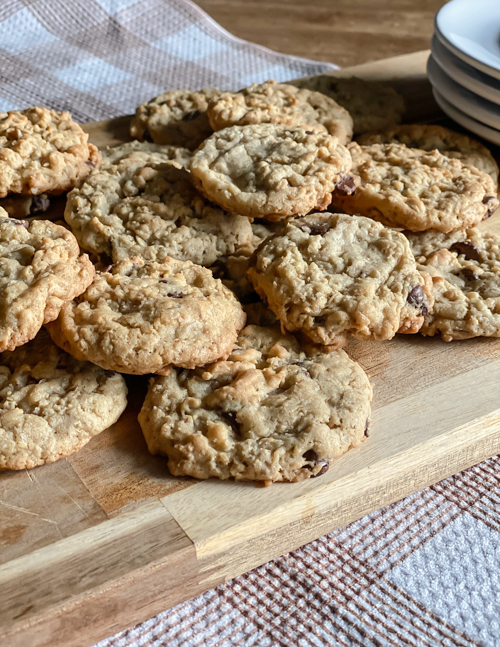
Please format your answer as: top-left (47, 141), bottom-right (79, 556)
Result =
top-left (2, 1), bottom-right (500, 645)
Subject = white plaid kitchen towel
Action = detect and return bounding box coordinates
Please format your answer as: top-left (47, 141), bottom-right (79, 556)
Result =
top-left (2, 2), bottom-right (500, 646)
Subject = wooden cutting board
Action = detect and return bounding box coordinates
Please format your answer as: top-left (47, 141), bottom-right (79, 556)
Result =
top-left (2, 50), bottom-right (500, 647)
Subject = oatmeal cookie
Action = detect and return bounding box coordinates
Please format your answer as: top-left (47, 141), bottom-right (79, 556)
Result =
top-left (330, 142), bottom-right (498, 233)
top-left (0, 329), bottom-right (127, 470)
top-left (248, 213), bottom-right (432, 347)
top-left (357, 124), bottom-right (499, 187)
top-left (292, 76), bottom-right (405, 135)
top-left (0, 107), bottom-right (101, 197)
top-left (139, 324), bottom-right (372, 483)
top-left (0, 218), bottom-right (94, 352)
top-left (65, 153), bottom-right (253, 266)
top-left (101, 140), bottom-right (192, 170)
top-left (190, 124), bottom-right (352, 220)
top-left (208, 80), bottom-right (353, 144)
top-left (47, 256), bottom-right (246, 374)
top-left (406, 229), bottom-right (500, 340)
top-left (130, 88), bottom-right (220, 150)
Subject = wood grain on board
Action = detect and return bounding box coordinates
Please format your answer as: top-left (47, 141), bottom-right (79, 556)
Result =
top-left (2, 51), bottom-right (500, 647)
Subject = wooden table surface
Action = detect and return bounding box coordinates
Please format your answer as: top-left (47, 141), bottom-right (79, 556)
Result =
top-left (195, 0), bottom-right (447, 68)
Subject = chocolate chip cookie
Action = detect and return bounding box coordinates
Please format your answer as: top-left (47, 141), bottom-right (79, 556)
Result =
top-left (0, 107), bottom-right (101, 197)
top-left (248, 213), bottom-right (432, 347)
top-left (292, 76), bottom-right (405, 135)
top-left (190, 124), bottom-right (352, 220)
top-left (208, 80), bottom-right (353, 144)
top-left (357, 124), bottom-right (499, 187)
top-left (65, 152), bottom-right (254, 266)
top-left (139, 324), bottom-right (372, 483)
top-left (330, 142), bottom-right (498, 233)
top-left (130, 88), bottom-right (220, 150)
top-left (0, 329), bottom-right (127, 470)
top-left (0, 218), bottom-right (94, 353)
top-left (406, 229), bottom-right (500, 341)
top-left (47, 256), bottom-right (246, 374)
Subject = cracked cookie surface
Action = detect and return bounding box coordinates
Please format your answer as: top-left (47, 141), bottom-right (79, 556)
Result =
top-left (190, 124), bottom-right (352, 220)
top-left (208, 80), bottom-right (353, 144)
top-left (358, 124), bottom-right (499, 187)
top-left (0, 329), bottom-right (127, 470)
top-left (330, 142), bottom-right (498, 233)
top-left (248, 213), bottom-right (432, 346)
top-left (47, 256), bottom-right (246, 374)
top-left (65, 152), bottom-right (253, 266)
top-left (130, 88), bottom-right (220, 150)
top-left (406, 229), bottom-right (500, 340)
top-left (0, 218), bottom-right (94, 352)
top-left (139, 324), bottom-right (372, 483)
top-left (0, 107), bottom-right (101, 197)
top-left (101, 140), bottom-right (192, 170)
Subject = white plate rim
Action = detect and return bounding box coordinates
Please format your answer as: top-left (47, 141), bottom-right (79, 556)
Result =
top-left (431, 34), bottom-right (500, 104)
top-left (427, 55), bottom-right (500, 131)
top-left (434, 20), bottom-right (500, 82)
top-left (432, 87), bottom-right (500, 146)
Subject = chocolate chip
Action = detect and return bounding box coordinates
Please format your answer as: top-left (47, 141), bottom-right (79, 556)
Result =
top-left (420, 304), bottom-right (429, 316)
top-left (364, 419), bottom-right (370, 438)
top-left (460, 267), bottom-right (480, 281)
top-left (483, 196), bottom-right (495, 204)
top-left (450, 241), bottom-right (481, 262)
top-left (335, 175), bottom-right (356, 196)
top-left (182, 110), bottom-right (201, 121)
top-left (303, 449), bottom-right (318, 463)
top-left (30, 195), bottom-right (51, 214)
top-left (407, 285), bottom-right (424, 307)
top-left (298, 222), bottom-right (331, 236)
top-left (305, 130), bottom-right (314, 135)
top-left (303, 449), bottom-right (329, 476)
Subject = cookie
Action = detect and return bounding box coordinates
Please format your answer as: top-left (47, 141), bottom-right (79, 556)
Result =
top-left (190, 124), bottom-right (352, 220)
top-left (0, 107), bottom-right (101, 197)
top-left (130, 88), bottom-right (220, 150)
top-left (292, 76), bottom-right (405, 135)
top-left (64, 152), bottom-right (253, 266)
top-left (357, 124), bottom-right (499, 187)
top-left (248, 213), bottom-right (432, 347)
top-left (208, 80), bottom-right (353, 145)
top-left (406, 229), bottom-right (500, 340)
top-left (101, 140), bottom-right (192, 170)
top-left (0, 218), bottom-right (94, 353)
top-left (139, 324), bottom-right (372, 483)
top-left (330, 142), bottom-right (498, 233)
top-left (47, 256), bottom-right (246, 374)
top-left (0, 329), bottom-right (127, 470)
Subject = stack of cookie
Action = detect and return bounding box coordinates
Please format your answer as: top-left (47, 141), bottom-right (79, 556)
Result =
top-left (1, 73), bottom-right (498, 485)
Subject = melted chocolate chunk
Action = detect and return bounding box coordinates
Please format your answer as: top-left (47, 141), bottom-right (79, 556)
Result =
top-left (298, 222), bottom-right (331, 236)
top-left (335, 175), bottom-right (356, 196)
top-left (182, 110), bottom-right (201, 122)
top-left (30, 195), bottom-right (51, 214)
top-left (303, 449), bottom-right (329, 476)
top-left (460, 267), bottom-right (480, 281)
top-left (407, 285), bottom-right (424, 307)
top-left (450, 241), bottom-right (481, 262)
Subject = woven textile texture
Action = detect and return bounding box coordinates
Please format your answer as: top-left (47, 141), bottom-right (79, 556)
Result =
top-left (2, 2), bottom-right (500, 646)
top-left (0, 0), bottom-right (336, 120)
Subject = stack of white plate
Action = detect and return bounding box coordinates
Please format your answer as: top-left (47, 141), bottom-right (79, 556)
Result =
top-left (429, 0), bottom-right (500, 146)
